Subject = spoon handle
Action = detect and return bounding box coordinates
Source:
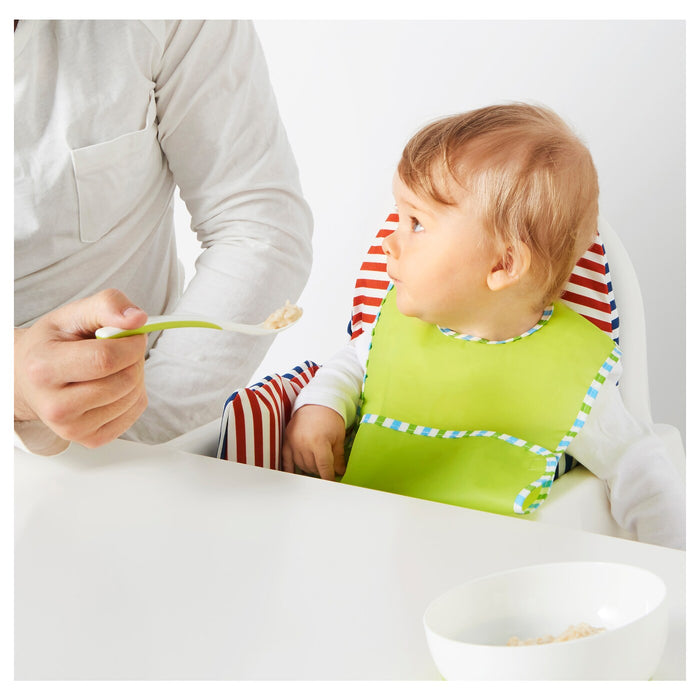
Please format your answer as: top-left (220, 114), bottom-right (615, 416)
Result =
top-left (95, 317), bottom-right (223, 339)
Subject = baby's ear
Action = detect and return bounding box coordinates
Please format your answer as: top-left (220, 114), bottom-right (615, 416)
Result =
top-left (487, 243), bottom-right (532, 292)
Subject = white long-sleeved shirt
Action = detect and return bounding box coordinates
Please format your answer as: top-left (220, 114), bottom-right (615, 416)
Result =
top-left (292, 329), bottom-right (686, 549)
top-left (14, 20), bottom-right (313, 450)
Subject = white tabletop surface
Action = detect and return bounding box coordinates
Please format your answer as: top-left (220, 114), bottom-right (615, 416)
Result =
top-left (14, 438), bottom-right (685, 680)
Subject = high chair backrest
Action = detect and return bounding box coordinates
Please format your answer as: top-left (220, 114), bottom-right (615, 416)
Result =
top-left (594, 216), bottom-right (653, 425)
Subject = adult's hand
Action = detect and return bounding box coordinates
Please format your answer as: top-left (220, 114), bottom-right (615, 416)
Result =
top-left (14, 289), bottom-right (150, 448)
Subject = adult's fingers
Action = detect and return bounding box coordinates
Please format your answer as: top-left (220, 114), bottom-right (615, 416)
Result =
top-left (50, 288), bottom-right (148, 338)
top-left (52, 382), bottom-right (146, 446)
top-left (59, 359), bottom-right (145, 414)
top-left (76, 385), bottom-right (149, 448)
top-left (47, 334), bottom-right (147, 384)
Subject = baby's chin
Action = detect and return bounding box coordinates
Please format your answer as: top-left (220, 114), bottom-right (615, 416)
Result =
top-left (394, 297), bottom-right (438, 326)
top-left (394, 287), bottom-right (453, 327)
top-left (393, 293), bottom-right (416, 318)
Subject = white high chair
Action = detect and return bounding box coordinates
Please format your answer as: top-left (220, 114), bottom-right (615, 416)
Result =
top-left (526, 216), bottom-right (685, 537)
top-left (165, 215), bottom-right (685, 540)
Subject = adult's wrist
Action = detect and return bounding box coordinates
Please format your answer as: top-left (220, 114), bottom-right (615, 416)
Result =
top-left (14, 327), bottom-right (38, 422)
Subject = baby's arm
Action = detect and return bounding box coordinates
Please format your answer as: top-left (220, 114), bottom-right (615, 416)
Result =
top-left (567, 362), bottom-right (685, 549)
top-left (282, 335), bottom-right (368, 480)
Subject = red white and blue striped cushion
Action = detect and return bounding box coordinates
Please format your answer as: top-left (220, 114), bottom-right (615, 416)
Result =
top-left (217, 361), bottom-right (320, 467)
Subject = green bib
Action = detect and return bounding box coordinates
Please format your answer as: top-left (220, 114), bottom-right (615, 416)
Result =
top-left (342, 287), bottom-right (619, 515)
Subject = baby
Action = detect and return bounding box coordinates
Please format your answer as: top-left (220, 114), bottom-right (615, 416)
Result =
top-left (281, 103), bottom-right (684, 549)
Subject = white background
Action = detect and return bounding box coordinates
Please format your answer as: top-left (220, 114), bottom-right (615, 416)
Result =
top-left (173, 20), bottom-right (686, 442)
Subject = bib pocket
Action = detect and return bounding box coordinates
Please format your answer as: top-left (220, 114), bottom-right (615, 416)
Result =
top-left (344, 417), bottom-right (558, 516)
top-left (70, 90), bottom-right (162, 243)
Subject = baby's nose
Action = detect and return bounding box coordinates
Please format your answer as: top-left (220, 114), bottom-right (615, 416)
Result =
top-left (381, 231), bottom-right (397, 257)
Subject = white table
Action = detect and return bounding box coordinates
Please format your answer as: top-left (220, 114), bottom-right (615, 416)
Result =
top-left (15, 438), bottom-right (685, 680)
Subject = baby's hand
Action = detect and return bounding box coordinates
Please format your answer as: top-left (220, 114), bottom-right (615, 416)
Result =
top-left (282, 405), bottom-right (347, 480)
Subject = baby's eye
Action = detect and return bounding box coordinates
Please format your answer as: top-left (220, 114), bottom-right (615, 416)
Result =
top-left (411, 217), bottom-right (425, 233)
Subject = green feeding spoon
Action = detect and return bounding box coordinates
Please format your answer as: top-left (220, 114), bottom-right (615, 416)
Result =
top-left (95, 304), bottom-right (302, 339)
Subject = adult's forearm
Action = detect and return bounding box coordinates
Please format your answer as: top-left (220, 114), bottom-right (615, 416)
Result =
top-left (123, 234), bottom-right (311, 444)
top-left (122, 20), bottom-right (314, 444)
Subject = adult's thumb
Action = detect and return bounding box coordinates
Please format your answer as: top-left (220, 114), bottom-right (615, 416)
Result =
top-left (52, 288), bottom-right (148, 337)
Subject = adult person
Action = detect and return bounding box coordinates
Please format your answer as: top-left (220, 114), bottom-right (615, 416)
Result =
top-left (14, 20), bottom-right (313, 455)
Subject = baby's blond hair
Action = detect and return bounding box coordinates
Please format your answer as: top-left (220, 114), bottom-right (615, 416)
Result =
top-left (397, 103), bottom-right (599, 305)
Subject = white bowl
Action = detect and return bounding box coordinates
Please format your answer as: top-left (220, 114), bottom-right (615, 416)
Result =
top-left (423, 561), bottom-right (668, 680)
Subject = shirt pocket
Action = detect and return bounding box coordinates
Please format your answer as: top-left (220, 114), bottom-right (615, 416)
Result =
top-left (70, 90), bottom-right (162, 243)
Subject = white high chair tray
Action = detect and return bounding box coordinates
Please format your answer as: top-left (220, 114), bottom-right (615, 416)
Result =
top-left (15, 437), bottom-right (685, 680)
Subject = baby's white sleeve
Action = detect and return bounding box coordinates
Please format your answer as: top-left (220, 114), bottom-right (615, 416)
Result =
top-left (291, 332), bottom-right (369, 429)
top-left (567, 361), bottom-right (685, 549)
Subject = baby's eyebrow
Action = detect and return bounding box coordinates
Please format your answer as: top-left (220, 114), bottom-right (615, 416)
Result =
top-left (394, 193), bottom-right (429, 215)
top-left (406, 200), bottom-right (431, 217)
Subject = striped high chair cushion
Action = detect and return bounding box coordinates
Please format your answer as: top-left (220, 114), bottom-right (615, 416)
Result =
top-left (349, 210), bottom-right (619, 344)
top-left (217, 361), bottom-right (320, 467)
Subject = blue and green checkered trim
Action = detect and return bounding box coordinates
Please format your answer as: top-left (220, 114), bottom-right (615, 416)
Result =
top-left (555, 346), bottom-right (622, 453)
top-left (360, 414), bottom-right (552, 452)
top-left (514, 455), bottom-right (560, 513)
top-left (358, 413), bottom-right (559, 514)
top-left (438, 306), bottom-right (554, 344)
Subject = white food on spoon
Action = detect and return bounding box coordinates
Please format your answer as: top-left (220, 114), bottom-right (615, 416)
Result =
top-left (263, 300), bottom-right (303, 329)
